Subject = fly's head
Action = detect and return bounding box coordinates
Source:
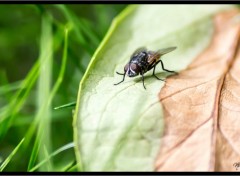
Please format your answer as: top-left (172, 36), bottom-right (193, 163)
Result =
top-left (124, 63), bottom-right (141, 77)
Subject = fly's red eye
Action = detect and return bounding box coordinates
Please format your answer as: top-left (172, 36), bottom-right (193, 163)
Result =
top-left (130, 63), bottom-right (140, 73)
top-left (124, 63), bottom-right (129, 72)
top-left (130, 63), bottom-right (137, 70)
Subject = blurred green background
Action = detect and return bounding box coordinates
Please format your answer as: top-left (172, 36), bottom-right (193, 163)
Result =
top-left (0, 4), bottom-right (127, 171)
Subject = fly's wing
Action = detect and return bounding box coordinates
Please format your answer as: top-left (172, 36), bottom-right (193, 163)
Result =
top-left (147, 52), bottom-right (161, 65)
top-left (131, 47), bottom-right (147, 58)
top-left (157, 46), bottom-right (177, 56)
top-left (147, 47), bottom-right (177, 64)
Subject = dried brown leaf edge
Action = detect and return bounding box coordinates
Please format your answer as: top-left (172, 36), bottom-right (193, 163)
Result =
top-left (155, 9), bottom-right (240, 171)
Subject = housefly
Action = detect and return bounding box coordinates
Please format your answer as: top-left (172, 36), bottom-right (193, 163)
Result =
top-left (114, 46), bottom-right (177, 89)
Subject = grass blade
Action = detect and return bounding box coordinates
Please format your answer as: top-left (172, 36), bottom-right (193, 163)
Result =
top-left (29, 142), bottom-right (75, 172)
top-left (0, 138), bottom-right (25, 171)
top-left (0, 59), bottom-right (40, 139)
top-left (36, 10), bottom-right (53, 171)
top-left (27, 135), bottom-right (40, 171)
top-left (26, 23), bottom-right (71, 170)
top-left (54, 5), bottom-right (96, 55)
top-left (54, 102), bottom-right (76, 110)
top-left (61, 160), bottom-right (76, 172)
top-left (65, 164), bottom-right (79, 172)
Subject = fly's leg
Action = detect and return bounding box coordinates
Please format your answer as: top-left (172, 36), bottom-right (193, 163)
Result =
top-left (114, 71), bottom-right (126, 85)
top-left (152, 60), bottom-right (165, 81)
top-left (141, 70), bottom-right (146, 90)
top-left (159, 60), bottom-right (177, 74)
top-left (116, 71), bottom-right (125, 75)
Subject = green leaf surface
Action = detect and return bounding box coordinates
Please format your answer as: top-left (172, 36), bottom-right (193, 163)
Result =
top-left (74, 5), bottom-right (233, 171)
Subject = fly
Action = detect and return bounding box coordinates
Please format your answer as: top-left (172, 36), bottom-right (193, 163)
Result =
top-left (114, 46), bottom-right (177, 89)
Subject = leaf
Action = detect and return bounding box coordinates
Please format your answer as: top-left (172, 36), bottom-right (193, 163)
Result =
top-left (73, 5), bottom-right (234, 171)
top-left (155, 9), bottom-right (240, 171)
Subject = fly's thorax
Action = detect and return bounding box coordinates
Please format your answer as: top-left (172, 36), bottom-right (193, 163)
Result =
top-left (132, 58), bottom-right (149, 73)
top-left (130, 51), bottom-right (148, 63)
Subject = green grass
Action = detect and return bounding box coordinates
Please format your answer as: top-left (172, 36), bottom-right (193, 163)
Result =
top-left (0, 138), bottom-right (25, 171)
top-left (0, 4), bottom-right (127, 171)
top-left (29, 142), bottom-right (75, 172)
